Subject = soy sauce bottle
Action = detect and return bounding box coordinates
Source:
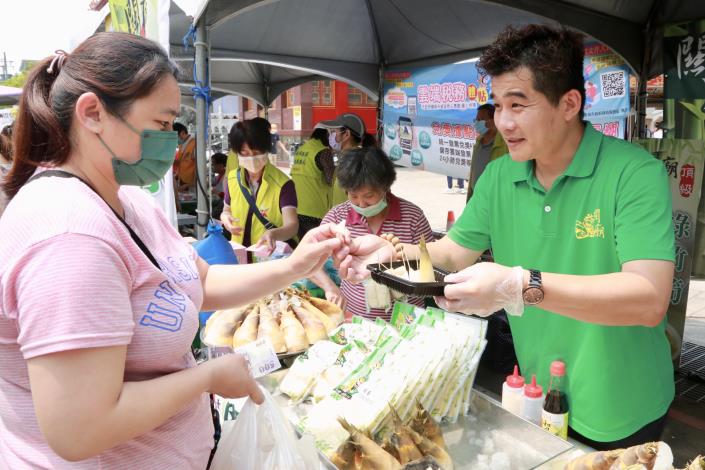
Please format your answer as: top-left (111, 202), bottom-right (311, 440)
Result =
top-left (540, 360), bottom-right (569, 439)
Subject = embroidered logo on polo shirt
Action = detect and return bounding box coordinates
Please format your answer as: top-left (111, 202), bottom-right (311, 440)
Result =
top-left (576, 209), bottom-right (604, 239)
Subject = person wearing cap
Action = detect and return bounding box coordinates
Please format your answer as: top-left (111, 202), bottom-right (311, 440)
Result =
top-left (466, 103), bottom-right (508, 202)
top-left (290, 126), bottom-right (337, 238)
top-left (320, 112), bottom-right (368, 207)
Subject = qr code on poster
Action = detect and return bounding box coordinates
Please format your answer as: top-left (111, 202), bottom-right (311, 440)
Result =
top-left (600, 70), bottom-right (626, 98)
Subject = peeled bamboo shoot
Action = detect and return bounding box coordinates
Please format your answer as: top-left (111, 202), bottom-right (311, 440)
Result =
top-left (418, 235), bottom-right (435, 282)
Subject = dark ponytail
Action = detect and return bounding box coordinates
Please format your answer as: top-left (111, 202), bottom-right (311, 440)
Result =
top-left (3, 32), bottom-right (179, 199)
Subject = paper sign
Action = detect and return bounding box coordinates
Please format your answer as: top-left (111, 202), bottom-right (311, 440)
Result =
top-left (234, 338), bottom-right (282, 378)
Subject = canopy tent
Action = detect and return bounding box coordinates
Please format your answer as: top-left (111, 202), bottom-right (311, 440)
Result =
top-left (171, 0), bottom-right (705, 237)
top-left (171, 0), bottom-right (705, 106)
top-left (0, 85), bottom-right (22, 106)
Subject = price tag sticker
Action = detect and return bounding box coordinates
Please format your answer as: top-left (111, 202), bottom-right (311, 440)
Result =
top-left (234, 338), bottom-right (281, 378)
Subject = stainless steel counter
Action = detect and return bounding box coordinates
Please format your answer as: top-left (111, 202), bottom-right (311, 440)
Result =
top-left (258, 370), bottom-right (583, 470)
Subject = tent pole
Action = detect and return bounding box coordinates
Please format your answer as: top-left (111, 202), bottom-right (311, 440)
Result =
top-left (636, 0), bottom-right (662, 139)
top-left (195, 17), bottom-right (209, 239)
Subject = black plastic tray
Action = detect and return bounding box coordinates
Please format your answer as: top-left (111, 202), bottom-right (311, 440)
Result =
top-left (367, 259), bottom-right (450, 297)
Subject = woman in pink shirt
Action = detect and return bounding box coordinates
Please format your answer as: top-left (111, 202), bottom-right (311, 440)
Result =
top-left (0, 33), bottom-right (343, 469)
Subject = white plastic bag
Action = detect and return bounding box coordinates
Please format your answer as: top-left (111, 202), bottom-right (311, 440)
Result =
top-left (210, 387), bottom-right (319, 470)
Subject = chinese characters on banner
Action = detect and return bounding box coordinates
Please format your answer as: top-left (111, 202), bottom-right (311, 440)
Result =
top-left (636, 139), bottom-right (705, 357)
top-left (381, 63), bottom-right (488, 178)
top-left (664, 23), bottom-right (705, 101)
top-left (583, 41), bottom-right (630, 138)
top-left (108, 0), bottom-right (178, 227)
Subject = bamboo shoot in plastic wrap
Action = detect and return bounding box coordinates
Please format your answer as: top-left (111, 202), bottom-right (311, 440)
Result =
top-left (257, 302), bottom-right (287, 353)
top-left (202, 305), bottom-right (249, 346)
top-left (232, 306), bottom-right (259, 348)
top-left (279, 340), bottom-right (344, 403)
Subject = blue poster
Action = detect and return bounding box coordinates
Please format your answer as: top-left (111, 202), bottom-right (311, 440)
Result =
top-left (382, 62), bottom-right (489, 178)
top-left (583, 41), bottom-right (631, 131)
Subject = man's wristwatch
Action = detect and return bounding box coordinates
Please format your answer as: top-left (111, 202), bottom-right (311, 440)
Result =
top-left (522, 269), bottom-right (544, 305)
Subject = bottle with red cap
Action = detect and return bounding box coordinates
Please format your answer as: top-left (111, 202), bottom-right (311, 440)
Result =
top-left (501, 365), bottom-right (525, 415)
top-left (446, 210), bottom-right (456, 232)
top-left (521, 374), bottom-right (544, 426)
top-left (541, 360), bottom-right (569, 439)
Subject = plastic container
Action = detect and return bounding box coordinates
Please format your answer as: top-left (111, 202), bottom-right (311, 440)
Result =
top-left (367, 260), bottom-right (449, 297)
top-left (501, 365), bottom-right (525, 415)
top-left (521, 374), bottom-right (544, 425)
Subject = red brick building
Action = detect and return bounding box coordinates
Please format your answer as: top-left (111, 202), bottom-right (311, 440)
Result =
top-left (237, 80), bottom-right (378, 144)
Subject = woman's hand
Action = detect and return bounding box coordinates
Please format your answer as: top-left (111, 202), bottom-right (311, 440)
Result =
top-left (324, 284), bottom-right (347, 311)
top-left (220, 213), bottom-right (242, 236)
top-left (285, 224), bottom-right (345, 278)
top-left (254, 230), bottom-right (276, 256)
top-left (335, 234), bottom-right (397, 284)
top-left (204, 354), bottom-right (264, 404)
top-left (380, 233), bottom-right (402, 258)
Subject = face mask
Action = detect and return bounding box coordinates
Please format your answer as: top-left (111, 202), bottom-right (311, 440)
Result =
top-left (351, 196), bottom-right (387, 218)
top-left (178, 136), bottom-right (187, 145)
top-left (329, 131), bottom-right (341, 150)
top-left (475, 120), bottom-right (488, 136)
top-left (98, 118), bottom-right (178, 186)
top-left (239, 153), bottom-right (268, 174)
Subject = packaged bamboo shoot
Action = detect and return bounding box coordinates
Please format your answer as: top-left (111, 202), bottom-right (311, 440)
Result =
top-left (279, 340), bottom-right (344, 402)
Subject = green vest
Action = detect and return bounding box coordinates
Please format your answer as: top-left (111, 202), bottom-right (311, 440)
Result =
top-left (227, 164), bottom-right (290, 245)
top-left (290, 139), bottom-right (329, 219)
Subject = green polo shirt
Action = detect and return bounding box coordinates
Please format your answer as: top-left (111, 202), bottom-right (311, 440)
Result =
top-left (448, 124), bottom-right (675, 442)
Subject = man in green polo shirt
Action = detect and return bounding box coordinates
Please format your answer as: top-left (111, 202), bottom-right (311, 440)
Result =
top-left (337, 24), bottom-right (675, 450)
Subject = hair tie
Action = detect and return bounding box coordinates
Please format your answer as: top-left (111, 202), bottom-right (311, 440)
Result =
top-left (47, 50), bottom-right (69, 75)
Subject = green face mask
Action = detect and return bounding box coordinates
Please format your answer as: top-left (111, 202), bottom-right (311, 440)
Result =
top-left (98, 118), bottom-right (178, 186)
top-left (351, 196), bottom-right (388, 218)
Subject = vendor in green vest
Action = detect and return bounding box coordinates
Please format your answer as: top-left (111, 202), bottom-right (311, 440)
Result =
top-left (338, 25), bottom-right (675, 451)
top-left (290, 126), bottom-right (336, 238)
top-left (220, 118), bottom-right (299, 257)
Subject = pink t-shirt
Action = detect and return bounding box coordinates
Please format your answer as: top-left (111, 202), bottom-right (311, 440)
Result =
top-left (0, 174), bottom-right (213, 469)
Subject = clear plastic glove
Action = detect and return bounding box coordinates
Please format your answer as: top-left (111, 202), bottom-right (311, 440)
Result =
top-left (435, 262), bottom-right (525, 317)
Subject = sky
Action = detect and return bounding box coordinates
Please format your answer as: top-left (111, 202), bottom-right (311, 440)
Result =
top-left (0, 1), bottom-right (108, 74)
